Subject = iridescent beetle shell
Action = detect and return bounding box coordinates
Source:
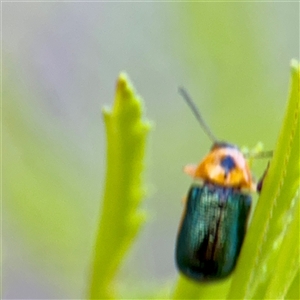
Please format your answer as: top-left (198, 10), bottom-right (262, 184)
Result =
top-left (176, 142), bottom-right (256, 281)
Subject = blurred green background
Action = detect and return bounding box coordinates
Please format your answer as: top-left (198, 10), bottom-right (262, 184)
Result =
top-left (3, 2), bottom-right (299, 299)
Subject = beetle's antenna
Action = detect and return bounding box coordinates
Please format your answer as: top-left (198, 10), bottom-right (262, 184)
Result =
top-left (178, 87), bottom-right (218, 143)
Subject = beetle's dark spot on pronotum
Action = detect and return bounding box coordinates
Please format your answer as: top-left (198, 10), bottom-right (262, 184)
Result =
top-left (221, 155), bottom-right (236, 177)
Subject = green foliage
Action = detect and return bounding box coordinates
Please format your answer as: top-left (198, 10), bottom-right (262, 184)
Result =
top-left (88, 73), bottom-right (151, 299)
top-left (172, 60), bottom-right (300, 299)
top-left (228, 59), bottom-right (300, 300)
top-left (173, 275), bottom-right (231, 299)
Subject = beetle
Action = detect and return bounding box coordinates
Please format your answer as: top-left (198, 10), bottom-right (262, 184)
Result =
top-left (175, 87), bottom-right (264, 281)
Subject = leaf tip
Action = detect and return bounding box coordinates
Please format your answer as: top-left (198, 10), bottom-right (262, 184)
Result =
top-left (116, 72), bottom-right (136, 102)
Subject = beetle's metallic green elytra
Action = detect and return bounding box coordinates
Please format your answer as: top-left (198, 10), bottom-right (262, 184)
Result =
top-left (176, 182), bottom-right (251, 280)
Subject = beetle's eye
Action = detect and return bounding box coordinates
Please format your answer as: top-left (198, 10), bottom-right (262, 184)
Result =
top-left (220, 155), bottom-right (236, 174)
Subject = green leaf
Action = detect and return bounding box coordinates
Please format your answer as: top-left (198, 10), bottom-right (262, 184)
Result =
top-left (227, 59), bottom-right (300, 299)
top-left (285, 269), bottom-right (300, 300)
top-left (88, 73), bottom-right (151, 299)
top-left (172, 276), bottom-right (231, 299)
